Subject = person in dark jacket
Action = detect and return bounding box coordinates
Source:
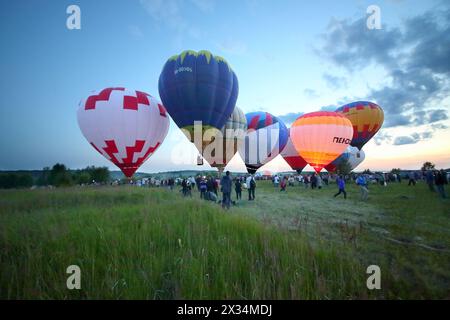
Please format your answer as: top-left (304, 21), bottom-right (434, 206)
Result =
top-left (435, 170), bottom-right (448, 199)
top-left (425, 170), bottom-right (435, 192)
top-left (311, 174), bottom-right (317, 189)
top-left (235, 178), bottom-right (242, 200)
top-left (408, 171), bottom-right (416, 186)
top-left (246, 175), bottom-right (256, 200)
top-left (220, 171), bottom-right (233, 209)
top-left (199, 178), bottom-right (207, 199)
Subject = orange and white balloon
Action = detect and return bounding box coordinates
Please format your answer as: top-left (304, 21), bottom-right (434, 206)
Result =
top-left (77, 87), bottom-right (169, 177)
top-left (290, 111), bottom-right (353, 173)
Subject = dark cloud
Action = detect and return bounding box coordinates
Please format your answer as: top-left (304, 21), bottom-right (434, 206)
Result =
top-left (318, 7), bottom-right (450, 137)
top-left (428, 109), bottom-right (448, 123)
top-left (319, 17), bottom-right (401, 71)
top-left (277, 112), bottom-right (304, 126)
top-left (392, 131), bottom-right (433, 145)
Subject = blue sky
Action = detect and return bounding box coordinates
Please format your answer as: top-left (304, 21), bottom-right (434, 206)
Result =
top-left (1, 0), bottom-right (449, 173)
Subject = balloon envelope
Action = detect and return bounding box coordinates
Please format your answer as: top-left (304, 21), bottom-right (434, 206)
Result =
top-left (77, 87), bottom-right (169, 177)
top-left (158, 50), bottom-right (238, 141)
top-left (335, 101), bottom-right (384, 150)
top-left (281, 128), bottom-right (308, 173)
top-left (202, 106), bottom-right (247, 171)
top-left (325, 146), bottom-right (366, 172)
top-left (239, 112), bottom-right (288, 174)
top-left (290, 111), bottom-right (353, 173)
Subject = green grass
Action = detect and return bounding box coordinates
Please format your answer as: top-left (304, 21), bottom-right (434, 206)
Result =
top-left (0, 181), bottom-right (449, 299)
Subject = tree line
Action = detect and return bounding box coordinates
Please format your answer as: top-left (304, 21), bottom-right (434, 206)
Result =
top-left (0, 164), bottom-right (110, 189)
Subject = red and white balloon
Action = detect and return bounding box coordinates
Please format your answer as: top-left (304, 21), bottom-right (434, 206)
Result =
top-left (77, 87), bottom-right (169, 177)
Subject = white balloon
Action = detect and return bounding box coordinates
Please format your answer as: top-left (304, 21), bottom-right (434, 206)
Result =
top-left (346, 146), bottom-right (366, 170)
top-left (77, 87), bottom-right (169, 177)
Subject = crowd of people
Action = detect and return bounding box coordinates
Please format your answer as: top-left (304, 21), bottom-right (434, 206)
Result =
top-left (173, 172), bottom-right (258, 209)
top-left (131, 168), bottom-right (448, 208)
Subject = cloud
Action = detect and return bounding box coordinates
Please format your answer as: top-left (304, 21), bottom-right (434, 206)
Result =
top-left (393, 136), bottom-right (417, 145)
top-left (322, 73), bottom-right (347, 90)
top-left (318, 17), bottom-right (401, 71)
top-left (319, 105), bottom-right (338, 112)
top-left (373, 131), bottom-right (392, 145)
top-left (139, 0), bottom-right (213, 41)
top-left (392, 131), bottom-right (433, 145)
top-left (190, 0), bottom-right (215, 13)
top-left (428, 109), bottom-right (448, 123)
top-left (431, 123), bottom-right (448, 130)
top-left (303, 88), bottom-right (318, 98)
top-left (216, 38), bottom-right (248, 55)
top-left (139, 0), bottom-right (186, 31)
top-left (128, 25), bottom-right (144, 39)
top-left (277, 112), bottom-right (304, 126)
top-left (317, 7), bottom-right (450, 134)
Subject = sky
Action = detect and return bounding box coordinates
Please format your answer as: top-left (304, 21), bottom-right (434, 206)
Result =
top-left (1, 0), bottom-right (449, 174)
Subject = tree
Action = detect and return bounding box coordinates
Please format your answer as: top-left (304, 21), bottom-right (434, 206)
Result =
top-left (49, 163), bottom-right (73, 187)
top-left (0, 173), bottom-right (33, 189)
top-left (73, 170), bottom-right (91, 185)
top-left (37, 167), bottom-right (50, 186)
top-left (363, 169), bottom-right (373, 174)
top-left (84, 166), bottom-right (109, 184)
top-left (17, 174), bottom-right (33, 188)
top-left (421, 162), bottom-right (435, 171)
top-left (336, 159), bottom-right (352, 176)
top-left (391, 168), bottom-right (401, 174)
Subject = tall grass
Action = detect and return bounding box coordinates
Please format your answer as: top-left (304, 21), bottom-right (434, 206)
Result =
top-left (0, 182), bottom-right (448, 299)
top-left (1, 187), bottom-right (369, 299)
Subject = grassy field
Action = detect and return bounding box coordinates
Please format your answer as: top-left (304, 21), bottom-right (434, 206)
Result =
top-left (0, 180), bottom-right (449, 299)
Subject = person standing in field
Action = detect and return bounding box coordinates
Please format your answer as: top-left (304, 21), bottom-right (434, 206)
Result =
top-left (246, 174), bottom-right (256, 200)
top-left (195, 175), bottom-right (202, 192)
top-left (235, 178), bottom-right (242, 200)
top-left (220, 171), bottom-right (232, 209)
top-left (280, 176), bottom-right (287, 192)
top-left (356, 174), bottom-right (369, 201)
top-left (435, 169), bottom-right (448, 199)
top-left (408, 171), bottom-right (416, 186)
top-left (206, 176), bottom-right (214, 194)
top-left (199, 178), bottom-right (207, 199)
top-left (425, 170), bottom-right (435, 192)
top-left (273, 175), bottom-right (280, 188)
top-left (334, 175), bottom-right (347, 199)
top-left (288, 176), bottom-right (295, 187)
top-left (323, 173), bottom-right (329, 186)
top-left (311, 174), bottom-right (317, 189)
top-left (317, 174), bottom-right (323, 189)
top-left (213, 177), bottom-right (219, 196)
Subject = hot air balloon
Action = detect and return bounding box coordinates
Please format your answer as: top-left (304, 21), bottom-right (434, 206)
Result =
top-left (281, 128), bottom-right (308, 174)
top-left (239, 112), bottom-right (288, 174)
top-left (202, 106), bottom-right (247, 174)
top-left (290, 111), bottom-right (353, 174)
top-left (158, 50), bottom-right (238, 146)
top-left (324, 146), bottom-right (365, 173)
top-left (335, 101), bottom-right (384, 150)
top-left (77, 87), bottom-right (169, 178)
